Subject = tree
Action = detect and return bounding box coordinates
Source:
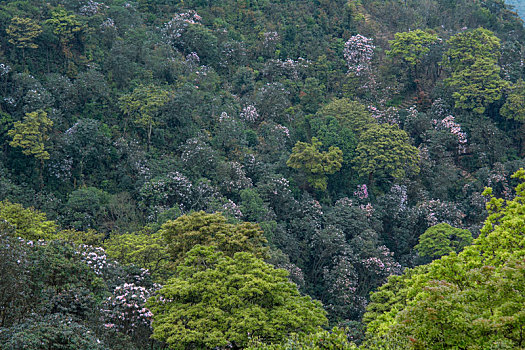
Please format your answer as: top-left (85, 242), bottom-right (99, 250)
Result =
top-left (45, 8), bottom-right (83, 60)
top-left (441, 28), bottom-right (508, 114)
top-left (353, 124), bottom-right (419, 183)
top-left (160, 211), bottom-right (268, 264)
top-left (247, 327), bottom-right (357, 349)
top-left (363, 169), bottom-right (525, 349)
top-left (0, 200), bottom-right (57, 240)
top-left (119, 84), bottom-right (172, 150)
top-left (8, 110), bottom-right (53, 162)
top-left (6, 16), bottom-right (42, 58)
top-left (501, 79), bottom-right (525, 122)
top-left (387, 29), bottom-right (438, 77)
top-left (415, 223), bottom-right (472, 262)
top-left (147, 246), bottom-right (328, 349)
top-left (287, 137), bottom-right (343, 191)
top-left (316, 99), bottom-right (373, 136)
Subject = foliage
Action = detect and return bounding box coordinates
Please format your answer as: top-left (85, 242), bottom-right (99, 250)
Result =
top-left (160, 211), bottom-right (268, 263)
top-left (501, 79), bottom-right (525, 122)
top-left (8, 109), bottom-right (53, 161)
top-left (363, 169), bottom-right (525, 349)
top-left (387, 30), bottom-right (438, 69)
top-left (0, 200), bottom-right (57, 240)
top-left (147, 245), bottom-right (328, 349)
top-left (353, 124), bottom-right (420, 181)
top-left (247, 327), bottom-right (357, 349)
top-left (415, 223), bottom-right (472, 262)
top-left (442, 28), bottom-right (508, 114)
top-left (287, 137), bottom-right (343, 191)
top-left (6, 16), bottom-right (42, 49)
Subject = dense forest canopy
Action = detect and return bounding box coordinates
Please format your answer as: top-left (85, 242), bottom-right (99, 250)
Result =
top-left (0, 0), bottom-right (524, 348)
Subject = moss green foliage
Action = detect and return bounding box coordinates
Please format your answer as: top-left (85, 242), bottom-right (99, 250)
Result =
top-left (119, 84), bottom-right (172, 149)
top-left (6, 16), bottom-right (42, 49)
top-left (160, 211), bottom-right (268, 263)
top-left (501, 79), bottom-right (525, 122)
top-left (247, 327), bottom-right (357, 349)
top-left (387, 29), bottom-right (438, 67)
top-left (8, 109), bottom-right (53, 161)
top-left (415, 223), bottom-right (472, 262)
top-left (104, 231), bottom-right (172, 282)
top-left (147, 245), bottom-right (328, 349)
top-left (442, 28), bottom-right (508, 114)
top-left (363, 169), bottom-right (525, 349)
top-left (316, 99), bottom-right (373, 136)
top-left (353, 124), bottom-right (419, 181)
top-left (0, 200), bottom-right (57, 240)
top-left (287, 137), bottom-right (343, 191)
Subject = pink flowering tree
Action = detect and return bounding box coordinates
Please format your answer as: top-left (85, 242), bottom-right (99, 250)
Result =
top-left (343, 34), bottom-right (375, 76)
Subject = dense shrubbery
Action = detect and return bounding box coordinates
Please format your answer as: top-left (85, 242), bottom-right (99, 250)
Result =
top-left (0, 0), bottom-right (524, 348)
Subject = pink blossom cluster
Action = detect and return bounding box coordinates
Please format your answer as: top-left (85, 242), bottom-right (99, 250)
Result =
top-left (240, 105), bottom-right (259, 123)
top-left (417, 199), bottom-right (465, 227)
top-left (343, 34), bottom-right (375, 76)
top-left (79, 0), bottom-right (107, 16)
top-left (273, 124), bottom-right (290, 138)
top-left (0, 63), bottom-right (11, 76)
top-left (354, 184), bottom-right (368, 200)
top-left (100, 18), bottom-right (116, 30)
top-left (335, 197), bottom-right (353, 207)
top-left (103, 282), bottom-right (157, 332)
top-left (263, 31), bottom-right (280, 44)
top-left (78, 245), bottom-right (116, 276)
top-left (263, 58), bottom-right (309, 80)
top-left (221, 199), bottom-right (243, 219)
top-left (361, 246), bottom-right (401, 276)
top-left (162, 10), bottom-right (202, 45)
top-left (360, 203), bottom-right (374, 217)
top-left (433, 115), bottom-right (468, 154)
top-left (220, 161), bottom-right (252, 192)
top-left (323, 255), bottom-right (359, 305)
top-left (368, 105), bottom-right (400, 125)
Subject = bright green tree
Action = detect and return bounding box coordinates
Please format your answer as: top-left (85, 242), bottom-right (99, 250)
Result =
top-left (501, 79), bottom-right (525, 122)
top-left (363, 169), bottom-right (525, 349)
top-left (0, 200), bottom-right (57, 240)
top-left (160, 211), bottom-right (268, 264)
top-left (8, 110), bottom-right (53, 161)
top-left (442, 28), bottom-right (508, 114)
top-left (287, 137), bottom-right (343, 191)
top-left (119, 84), bottom-right (172, 150)
top-left (104, 231), bottom-right (172, 282)
top-left (6, 16), bottom-right (42, 56)
top-left (415, 223), bottom-right (472, 262)
top-left (147, 245), bottom-right (328, 349)
top-left (315, 99), bottom-right (374, 136)
top-left (247, 327), bottom-right (357, 349)
top-left (387, 29), bottom-right (438, 75)
top-left (353, 124), bottom-right (419, 183)
top-left (45, 8), bottom-right (83, 60)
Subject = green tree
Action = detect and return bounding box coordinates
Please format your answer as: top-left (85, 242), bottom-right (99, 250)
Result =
top-left (353, 124), bottom-right (419, 183)
top-left (6, 16), bottom-right (42, 58)
top-left (387, 29), bottom-right (438, 76)
top-left (119, 84), bottom-right (172, 150)
top-left (441, 28), bottom-right (508, 114)
top-left (363, 169), bottom-right (525, 349)
top-left (501, 79), bottom-right (525, 122)
top-left (147, 245), bottom-right (328, 349)
top-left (287, 137), bottom-right (343, 191)
top-left (45, 8), bottom-right (83, 60)
top-left (247, 327), bottom-right (357, 349)
top-left (316, 99), bottom-right (373, 136)
top-left (104, 231), bottom-right (172, 282)
top-left (160, 211), bottom-right (268, 264)
top-left (8, 110), bottom-right (53, 161)
top-left (0, 200), bottom-right (57, 241)
top-left (415, 223), bottom-right (472, 262)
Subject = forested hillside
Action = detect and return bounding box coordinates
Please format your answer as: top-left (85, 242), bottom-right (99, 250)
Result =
top-left (0, 0), bottom-right (524, 348)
